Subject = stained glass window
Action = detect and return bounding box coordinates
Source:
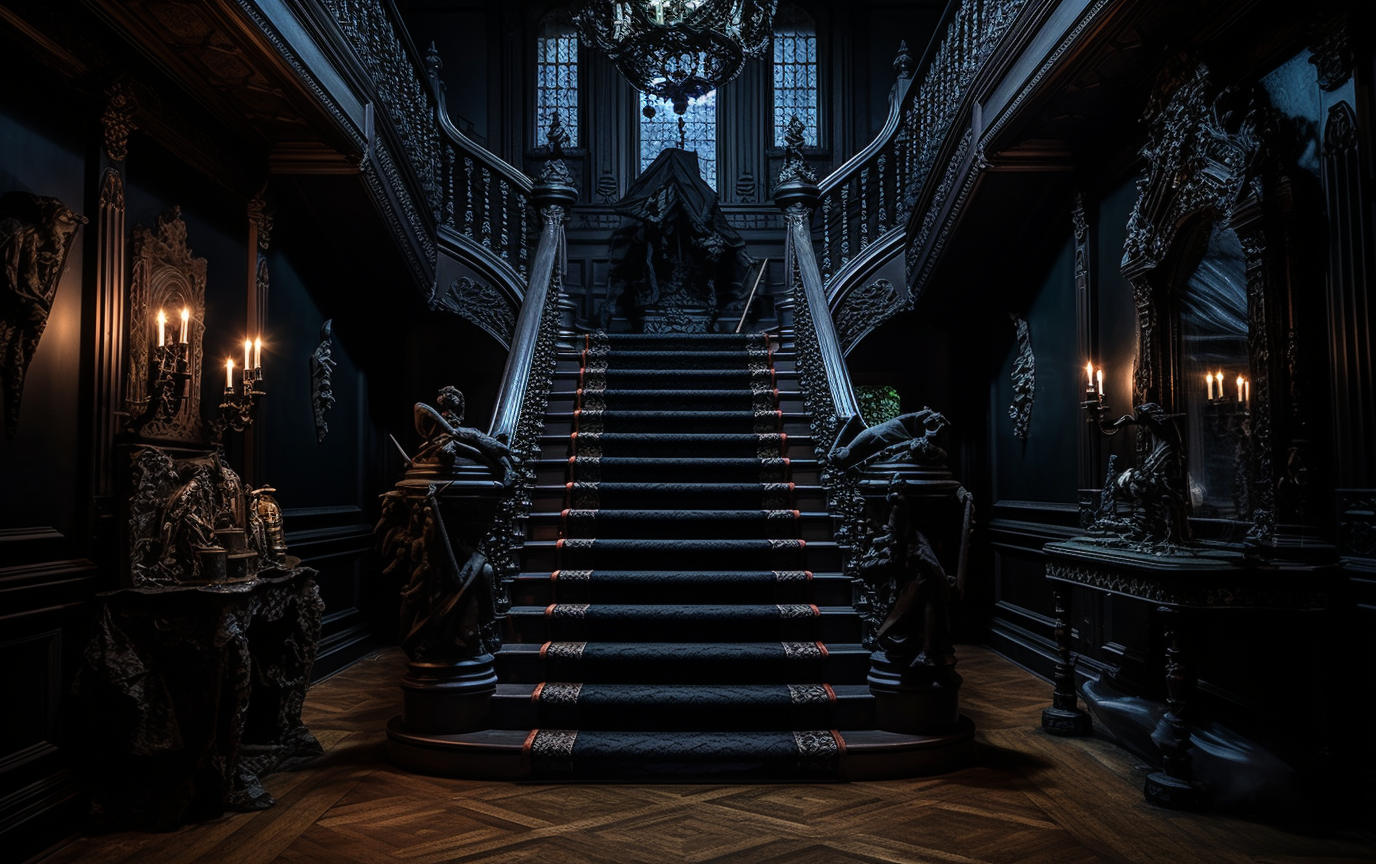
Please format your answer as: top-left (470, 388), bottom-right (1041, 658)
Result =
top-left (535, 25), bottom-right (578, 147)
top-left (773, 14), bottom-right (818, 146)
top-left (639, 91), bottom-right (718, 189)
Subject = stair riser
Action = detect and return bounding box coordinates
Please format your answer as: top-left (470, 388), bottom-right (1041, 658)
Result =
top-left (541, 416), bottom-right (813, 437)
top-left (507, 612), bottom-right (862, 643)
top-left (494, 648), bottom-right (872, 686)
top-left (530, 486), bottom-right (828, 512)
top-left (488, 693), bottom-right (874, 732)
top-left (507, 576), bottom-right (852, 607)
top-left (533, 461), bottom-right (821, 486)
top-left (526, 514), bottom-right (833, 542)
top-left (547, 392), bottom-right (808, 414)
top-left (521, 542), bottom-right (843, 571)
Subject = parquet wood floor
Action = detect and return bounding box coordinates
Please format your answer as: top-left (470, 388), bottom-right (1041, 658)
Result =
top-left (41, 647), bottom-right (1375, 864)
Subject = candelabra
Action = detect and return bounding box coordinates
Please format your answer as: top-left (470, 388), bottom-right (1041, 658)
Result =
top-left (1080, 363), bottom-right (1128, 436)
top-left (128, 309), bottom-right (193, 432)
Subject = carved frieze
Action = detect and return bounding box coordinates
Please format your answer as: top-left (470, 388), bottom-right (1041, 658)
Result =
top-left (435, 276), bottom-right (516, 347)
top-left (309, 320), bottom-right (337, 443)
top-left (0, 192), bottom-right (87, 438)
top-left (1008, 313), bottom-right (1035, 440)
top-left (835, 278), bottom-right (912, 354)
top-left (125, 208), bottom-right (208, 443)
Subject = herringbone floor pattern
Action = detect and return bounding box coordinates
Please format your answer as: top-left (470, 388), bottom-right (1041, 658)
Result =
top-left (43, 647), bottom-right (1374, 864)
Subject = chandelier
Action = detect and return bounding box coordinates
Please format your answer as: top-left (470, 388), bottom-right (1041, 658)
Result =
top-left (573, 0), bottom-right (777, 116)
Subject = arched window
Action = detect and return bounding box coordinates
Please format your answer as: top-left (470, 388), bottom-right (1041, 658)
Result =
top-left (535, 15), bottom-right (578, 146)
top-left (639, 93), bottom-right (718, 188)
top-left (772, 5), bottom-right (818, 146)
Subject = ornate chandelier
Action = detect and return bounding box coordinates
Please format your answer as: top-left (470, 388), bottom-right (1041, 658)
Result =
top-left (573, 0), bottom-right (777, 116)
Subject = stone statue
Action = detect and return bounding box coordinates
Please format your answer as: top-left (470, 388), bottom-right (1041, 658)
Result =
top-left (0, 191), bottom-right (86, 437)
top-left (411, 386), bottom-right (516, 487)
top-left (777, 114), bottom-right (817, 185)
top-left (858, 476), bottom-right (957, 669)
top-left (1090, 403), bottom-right (1192, 551)
top-left (832, 408), bottom-right (949, 471)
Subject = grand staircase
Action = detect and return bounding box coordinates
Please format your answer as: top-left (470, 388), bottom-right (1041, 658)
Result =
top-left (388, 329), bottom-right (974, 780)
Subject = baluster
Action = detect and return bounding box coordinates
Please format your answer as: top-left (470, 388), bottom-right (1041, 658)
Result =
top-left (859, 167), bottom-right (870, 251)
top-left (519, 200), bottom-right (529, 279)
top-left (822, 192), bottom-right (833, 280)
top-left (500, 180), bottom-right (510, 259)
top-left (481, 167), bottom-right (493, 248)
top-left (840, 183), bottom-right (851, 265)
top-left (877, 152), bottom-right (887, 234)
top-left (464, 157), bottom-right (475, 237)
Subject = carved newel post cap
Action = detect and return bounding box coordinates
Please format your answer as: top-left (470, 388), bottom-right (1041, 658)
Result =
top-left (772, 177), bottom-right (820, 213)
top-left (531, 177), bottom-right (578, 212)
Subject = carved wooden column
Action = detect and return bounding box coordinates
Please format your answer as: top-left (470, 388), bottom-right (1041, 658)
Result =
top-left (89, 83), bottom-right (135, 518)
top-left (1041, 583), bottom-right (1092, 735)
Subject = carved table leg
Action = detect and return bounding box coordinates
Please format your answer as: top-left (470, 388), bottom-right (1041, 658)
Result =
top-left (1145, 604), bottom-right (1200, 808)
top-left (1042, 584), bottom-right (1092, 735)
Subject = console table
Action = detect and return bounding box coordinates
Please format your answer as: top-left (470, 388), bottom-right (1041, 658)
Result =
top-left (1040, 538), bottom-right (1332, 808)
top-left (72, 567), bottom-right (324, 828)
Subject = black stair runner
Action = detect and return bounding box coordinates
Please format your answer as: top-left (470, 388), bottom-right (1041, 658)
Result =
top-left (498, 331), bottom-right (869, 779)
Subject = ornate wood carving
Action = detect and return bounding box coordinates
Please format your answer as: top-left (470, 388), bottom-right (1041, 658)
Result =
top-left (309, 320), bottom-right (336, 444)
top-left (1337, 490), bottom-right (1376, 560)
top-left (1119, 61), bottom-right (1323, 558)
top-left (101, 81), bottom-right (138, 163)
top-left (1008, 313), bottom-right (1035, 440)
top-left (834, 278), bottom-right (911, 354)
top-left (0, 192), bottom-right (87, 438)
top-left (1307, 11), bottom-right (1353, 92)
top-left (125, 208), bottom-right (207, 444)
top-left (435, 276), bottom-right (516, 348)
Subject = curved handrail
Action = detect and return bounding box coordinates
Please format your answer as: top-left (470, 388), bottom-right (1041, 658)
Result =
top-left (425, 47), bottom-right (533, 197)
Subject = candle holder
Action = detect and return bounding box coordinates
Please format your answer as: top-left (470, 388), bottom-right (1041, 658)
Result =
top-left (212, 365), bottom-right (265, 445)
top-left (1081, 390), bottom-right (1129, 436)
top-left (128, 341), bottom-right (191, 431)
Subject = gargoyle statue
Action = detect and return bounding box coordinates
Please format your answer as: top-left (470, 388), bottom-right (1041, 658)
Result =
top-left (831, 408), bottom-right (949, 471)
top-left (0, 192), bottom-right (87, 437)
top-left (1090, 403), bottom-right (1192, 551)
top-left (412, 386), bottom-right (516, 487)
top-left (857, 475), bottom-right (957, 669)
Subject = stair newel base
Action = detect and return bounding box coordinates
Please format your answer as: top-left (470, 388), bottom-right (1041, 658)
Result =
top-left (856, 461), bottom-right (969, 738)
top-left (390, 461), bottom-right (507, 737)
top-left (556, 294), bottom-right (578, 351)
top-left (1042, 583), bottom-right (1093, 736)
top-left (866, 650), bottom-right (963, 734)
top-left (773, 293), bottom-right (796, 342)
top-left (400, 654), bottom-right (499, 734)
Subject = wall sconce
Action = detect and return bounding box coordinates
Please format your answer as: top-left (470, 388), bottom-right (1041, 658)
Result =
top-left (215, 336), bottom-right (265, 441)
top-left (1080, 360), bottom-right (1123, 435)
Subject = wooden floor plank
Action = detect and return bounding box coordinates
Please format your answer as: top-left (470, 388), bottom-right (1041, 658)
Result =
top-left (39, 646), bottom-right (1375, 864)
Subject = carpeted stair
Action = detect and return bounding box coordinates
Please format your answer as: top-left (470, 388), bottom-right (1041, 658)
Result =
top-left (387, 330), bottom-right (973, 780)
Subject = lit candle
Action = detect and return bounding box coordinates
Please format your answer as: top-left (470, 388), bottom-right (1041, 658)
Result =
top-left (1206, 372), bottom-right (1213, 401)
top-left (253, 337), bottom-right (262, 370)
top-left (1236, 375), bottom-right (1244, 404)
top-left (1086, 361), bottom-right (1094, 392)
top-left (1096, 368), bottom-right (1103, 397)
top-left (226, 358), bottom-right (234, 390)
top-left (1216, 372), bottom-right (1224, 399)
top-left (1244, 379), bottom-right (1250, 405)
top-left (179, 308), bottom-right (189, 344)
top-left (244, 338), bottom-right (252, 372)
top-left (157, 310), bottom-right (166, 347)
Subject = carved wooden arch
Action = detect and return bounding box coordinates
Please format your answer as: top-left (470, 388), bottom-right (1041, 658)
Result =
top-left (126, 207), bottom-right (208, 443)
top-left (1119, 60), bottom-right (1308, 554)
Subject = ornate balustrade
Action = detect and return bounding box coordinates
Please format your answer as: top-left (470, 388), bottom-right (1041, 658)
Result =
top-left (318, 0), bottom-right (532, 304)
top-left (813, 0), bottom-right (1029, 328)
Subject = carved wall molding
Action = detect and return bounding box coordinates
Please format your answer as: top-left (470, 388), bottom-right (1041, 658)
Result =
top-left (435, 276), bottom-right (517, 348)
top-left (101, 81), bottom-right (138, 163)
top-left (834, 278), bottom-right (911, 355)
top-left (309, 319), bottom-right (336, 444)
top-left (125, 207), bottom-right (207, 444)
top-left (1308, 11), bottom-right (1353, 92)
top-left (0, 192), bottom-right (87, 438)
top-left (1008, 313), bottom-right (1035, 440)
